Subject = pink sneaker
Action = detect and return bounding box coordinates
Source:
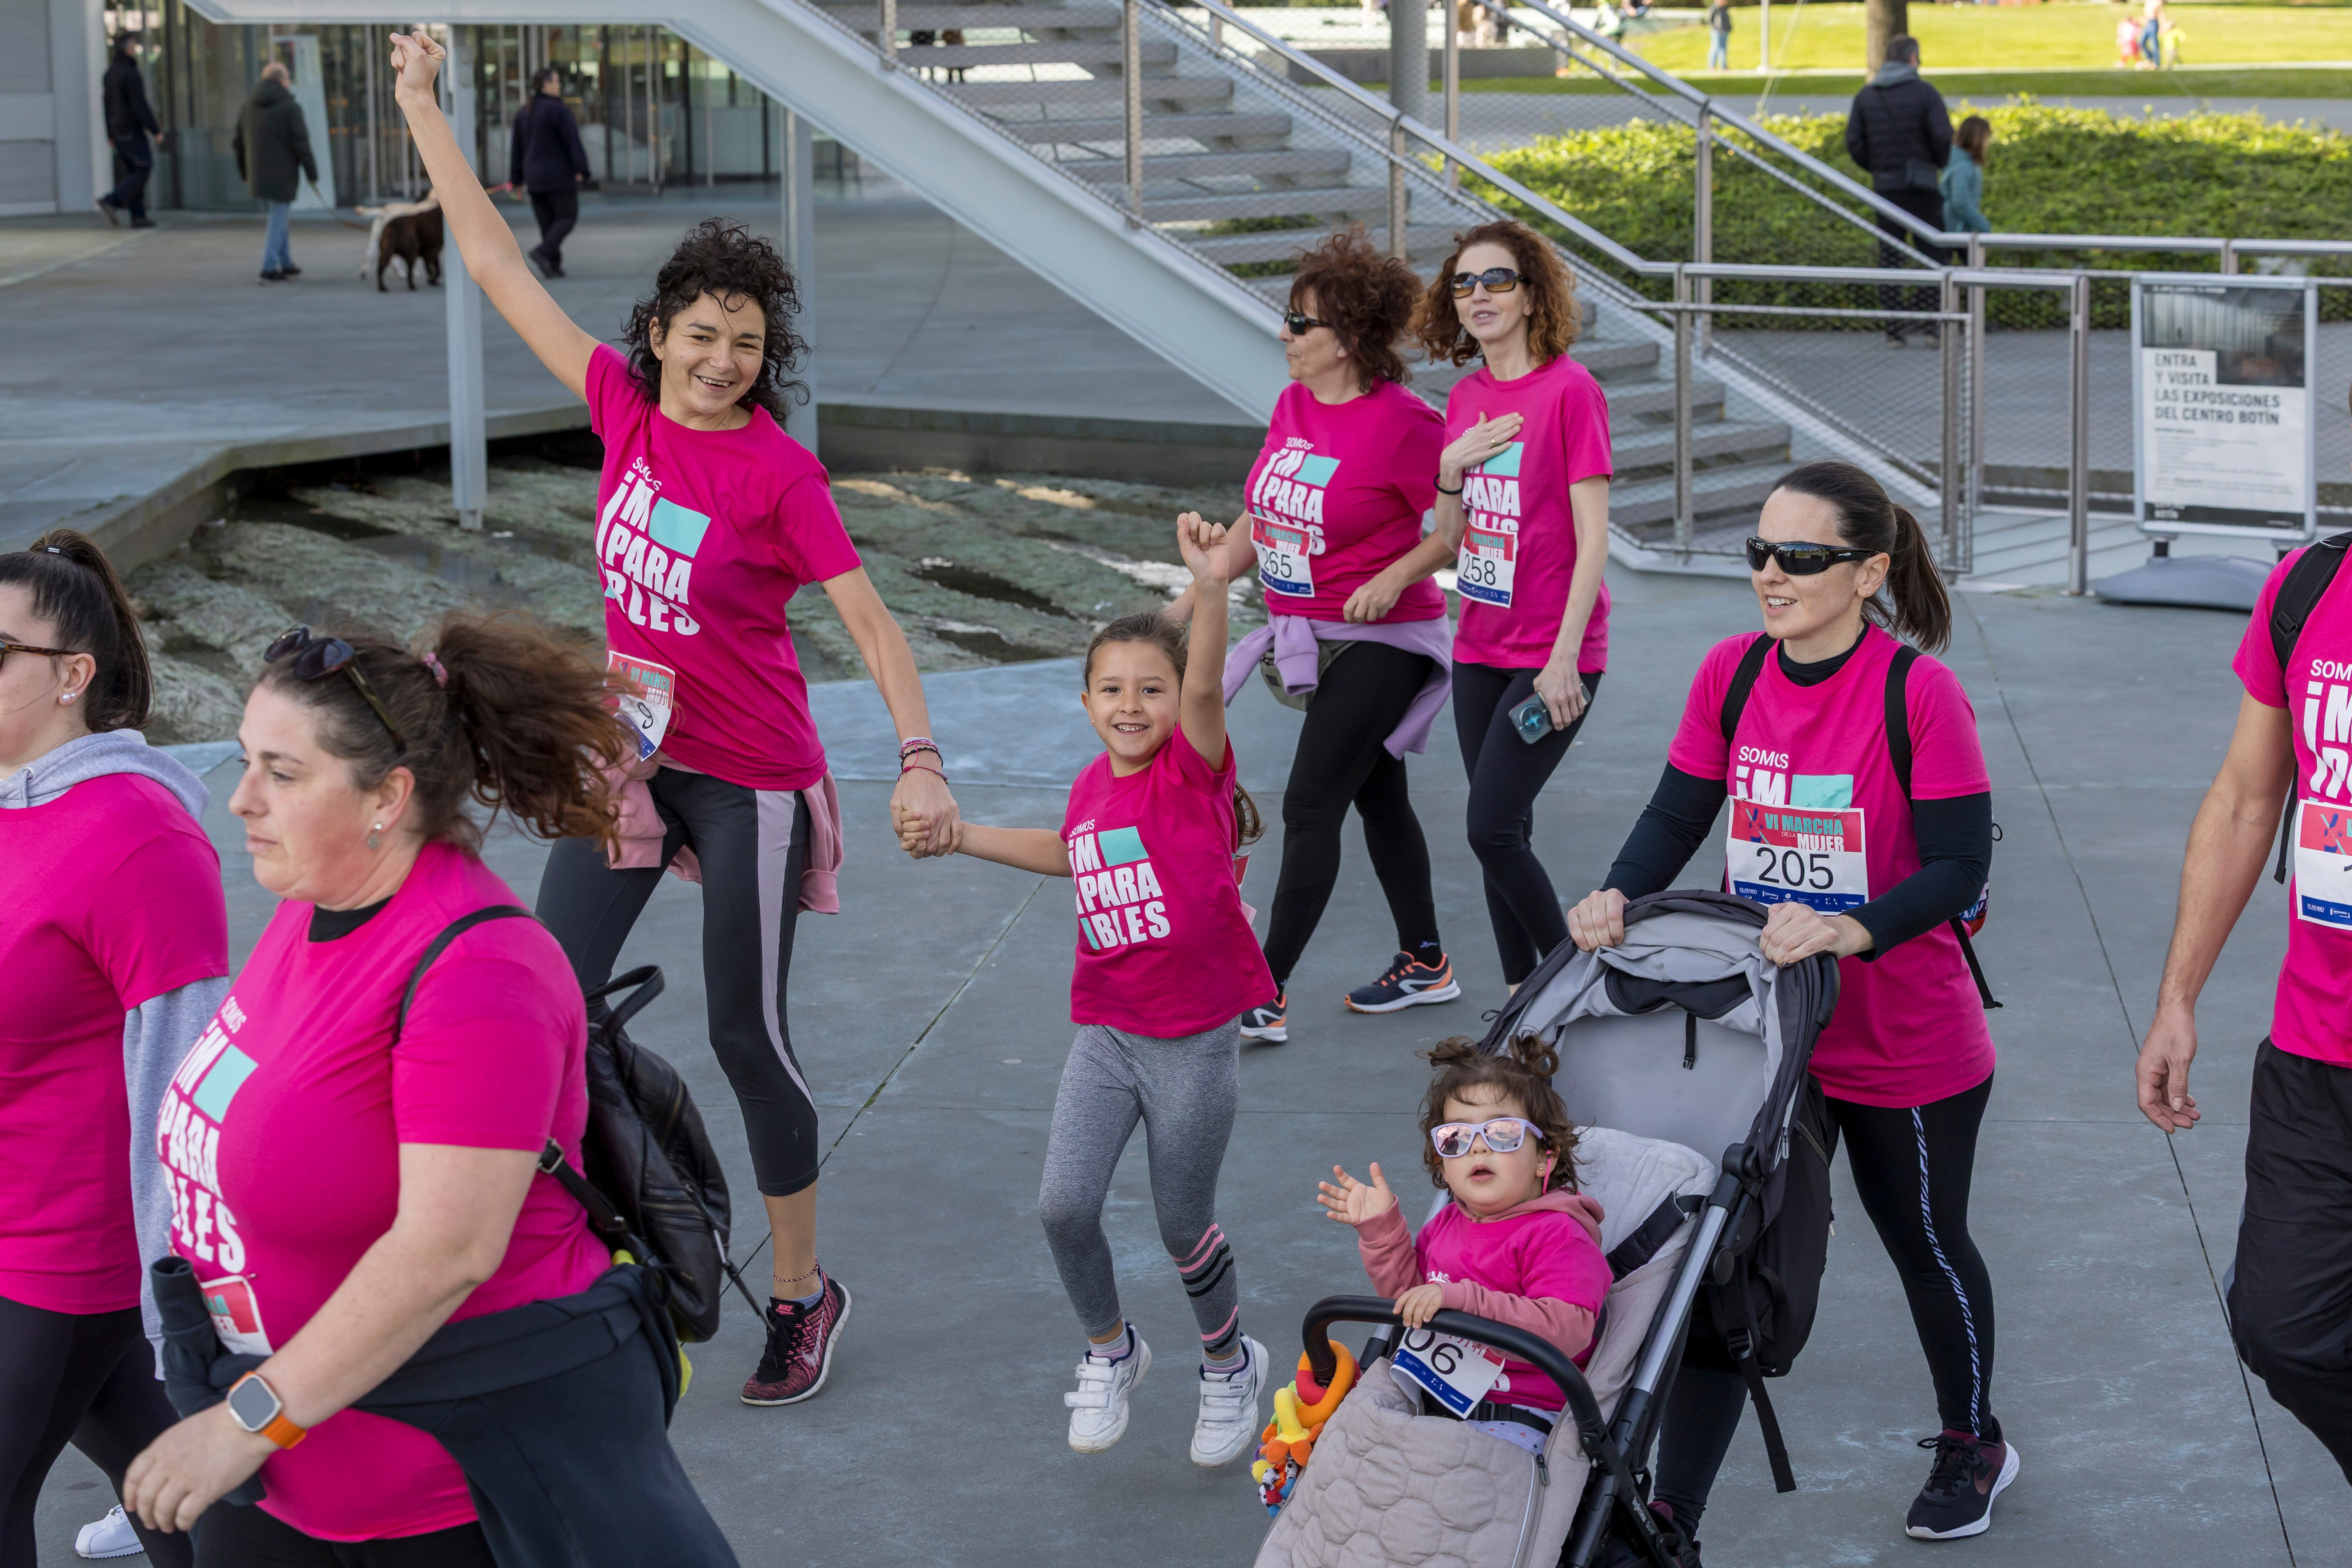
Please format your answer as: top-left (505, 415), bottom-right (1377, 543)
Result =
top-left (740, 1276), bottom-right (852, 1406)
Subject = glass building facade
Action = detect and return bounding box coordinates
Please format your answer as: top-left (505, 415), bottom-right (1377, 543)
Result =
top-left (109, 7), bottom-right (853, 211)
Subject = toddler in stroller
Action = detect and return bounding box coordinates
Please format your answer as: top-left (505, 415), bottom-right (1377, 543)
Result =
top-left (1254, 891), bottom-right (1835, 1568)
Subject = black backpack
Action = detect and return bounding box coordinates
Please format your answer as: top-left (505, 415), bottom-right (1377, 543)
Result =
top-left (2267, 532), bottom-right (2352, 883)
top-left (397, 908), bottom-right (757, 1344)
top-left (1719, 632), bottom-right (2001, 1008)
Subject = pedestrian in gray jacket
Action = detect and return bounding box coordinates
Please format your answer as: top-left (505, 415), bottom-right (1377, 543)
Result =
top-left (232, 61), bottom-right (316, 284)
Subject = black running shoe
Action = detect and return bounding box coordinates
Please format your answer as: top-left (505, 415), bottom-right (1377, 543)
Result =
top-left (1344, 951), bottom-right (1461, 1014)
top-left (741, 1276), bottom-right (852, 1406)
top-left (1238, 987), bottom-right (1287, 1043)
top-left (1905, 1430), bottom-right (2019, 1539)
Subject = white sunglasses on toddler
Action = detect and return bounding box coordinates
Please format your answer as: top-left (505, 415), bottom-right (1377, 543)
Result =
top-left (1428, 1117), bottom-right (1546, 1159)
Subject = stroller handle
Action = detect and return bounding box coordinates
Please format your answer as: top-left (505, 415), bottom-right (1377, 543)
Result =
top-left (1300, 1294), bottom-right (1610, 1456)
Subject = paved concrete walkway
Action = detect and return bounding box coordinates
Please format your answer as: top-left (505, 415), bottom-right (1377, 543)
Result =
top-left (34, 564), bottom-right (2352, 1564)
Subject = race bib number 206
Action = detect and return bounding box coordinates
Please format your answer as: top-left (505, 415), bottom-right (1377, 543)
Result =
top-left (1391, 1326), bottom-right (1507, 1417)
top-left (1727, 799), bottom-right (1869, 914)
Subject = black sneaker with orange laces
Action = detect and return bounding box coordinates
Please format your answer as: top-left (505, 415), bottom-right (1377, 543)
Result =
top-left (741, 1275), bottom-right (853, 1406)
top-left (1344, 950), bottom-right (1462, 1014)
top-left (1905, 1430), bottom-right (2019, 1539)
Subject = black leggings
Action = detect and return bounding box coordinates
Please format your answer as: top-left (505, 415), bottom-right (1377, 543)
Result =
top-left (1450, 660), bottom-right (1603, 985)
top-left (536, 769), bottom-right (819, 1198)
top-left (0, 1296), bottom-right (191, 1568)
top-left (1654, 1073), bottom-right (1999, 1532)
top-left (1260, 641), bottom-right (1443, 987)
top-left (196, 1505), bottom-right (495, 1567)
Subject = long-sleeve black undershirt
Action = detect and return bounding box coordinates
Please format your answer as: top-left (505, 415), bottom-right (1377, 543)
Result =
top-left (1603, 633), bottom-right (1992, 960)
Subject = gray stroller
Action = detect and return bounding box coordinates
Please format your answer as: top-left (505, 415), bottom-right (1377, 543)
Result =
top-left (1256, 891), bottom-right (1838, 1568)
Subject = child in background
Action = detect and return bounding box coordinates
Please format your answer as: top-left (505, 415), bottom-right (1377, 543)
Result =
top-left (1941, 115), bottom-right (1993, 236)
top-left (898, 515), bottom-right (1276, 1467)
top-left (1318, 1034), bottom-right (1611, 1432)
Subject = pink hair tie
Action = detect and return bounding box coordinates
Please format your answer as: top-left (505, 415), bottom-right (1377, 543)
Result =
top-left (421, 651), bottom-right (449, 688)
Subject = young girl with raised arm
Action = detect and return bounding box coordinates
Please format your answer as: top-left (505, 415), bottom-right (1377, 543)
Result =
top-left (898, 515), bottom-right (1277, 1467)
top-left (1318, 1035), bottom-right (1611, 1440)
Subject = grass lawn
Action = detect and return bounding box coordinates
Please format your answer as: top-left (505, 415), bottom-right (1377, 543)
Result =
top-left (1448, 64), bottom-right (2352, 95)
top-left (1629, 1), bottom-right (2352, 73)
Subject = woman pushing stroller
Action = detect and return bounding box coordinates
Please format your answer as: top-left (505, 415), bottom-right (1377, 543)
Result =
top-left (1568, 460), bottom-right (2013, 1555)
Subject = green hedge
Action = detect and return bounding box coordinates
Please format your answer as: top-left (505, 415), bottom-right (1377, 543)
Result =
top-left (1468, 102), bottom-right (2352, 326)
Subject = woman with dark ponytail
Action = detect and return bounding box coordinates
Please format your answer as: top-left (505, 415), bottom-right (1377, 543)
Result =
top-left (0, 529), bottom-right (221, 1568)
top-left (1565, 461), bottom-right (2013, 1552)
top-left (120, 611), bottom-right (735, 1565)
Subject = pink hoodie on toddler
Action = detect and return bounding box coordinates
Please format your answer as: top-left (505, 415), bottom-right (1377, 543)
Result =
top-left (1351, 1189), bottom-right (1612, 1412)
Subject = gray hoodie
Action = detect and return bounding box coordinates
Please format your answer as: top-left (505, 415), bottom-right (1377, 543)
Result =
top-left (4, 730), bottom-right (229, 1353)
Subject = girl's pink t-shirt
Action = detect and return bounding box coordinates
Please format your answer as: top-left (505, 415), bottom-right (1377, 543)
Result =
top-left (1668, 627), bottom-right (1995, 1108)
top-left (159, 842), bottom-right (608, 1542)
top-left (1061, 726), bottom-right (1276, 1038)
top-left (0, 775), bottom-right (225, 1314)
top-left (1244, 379), bottom-right (1446, 624)
top-left (1444, 355), bottom-right (1614, 672)
top-left (2234, 548), bottom-right (2352, 1066)
top-left (1408, 1203), bottom-right (1611, 1411)
top-left (587, 344), bottom-right (864, 791)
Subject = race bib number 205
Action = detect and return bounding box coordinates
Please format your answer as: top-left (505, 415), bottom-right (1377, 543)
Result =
top-left (1726, 799), bottom-right (1869, 914)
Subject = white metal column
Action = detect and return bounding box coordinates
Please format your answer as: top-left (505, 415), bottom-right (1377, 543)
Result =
top-left (782, 109), bottom-right (818, 457)
top-left (444, 27), bottom-right (487, 531)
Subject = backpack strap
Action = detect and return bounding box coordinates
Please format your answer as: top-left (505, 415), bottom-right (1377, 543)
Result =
top-left (391, 907), bottom-right (632, 1248)
top-left (1711, 1277), bottom-right (1797, 1494)
top-left (2270, 533), bottom-right (2352, 884)
top-left (1884, 646), bottom-right (2002, 1009)
top-left (1717, 633), bottom-right (1773, 747)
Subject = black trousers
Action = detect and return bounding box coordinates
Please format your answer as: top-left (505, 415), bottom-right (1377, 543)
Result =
top-left (196, 1508), bottom-right (494, 1568)
top-left (2231, 1039), bottom-right (2352, 1483)
top-left (105, 136), bottom-right (154, 219)
top-left (1875, 187), bottom-right (1947, 336)
top-left (528, 189), bottom-right (579, 270)
top-left (1259, 641), bottom-right (1443, 987)
top-left (0, 1296), bottom-right (190, 1568)
top-left (1450, 660), bottom-right (1602, 985)
top-left (536, 771), bottom-right (817, 1198)
top-left (1654, 1073), bottom-right (2000, 1531)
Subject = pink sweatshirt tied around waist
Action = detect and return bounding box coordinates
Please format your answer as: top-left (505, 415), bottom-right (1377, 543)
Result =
top-left (601, 755), bottom-right (846, 913)
top-left (1353, 1187), bottom-right (1612, 1411)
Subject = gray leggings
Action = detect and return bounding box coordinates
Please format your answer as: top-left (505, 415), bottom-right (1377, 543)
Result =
top-left (1038, 1020), bottom-right (1243, 1358)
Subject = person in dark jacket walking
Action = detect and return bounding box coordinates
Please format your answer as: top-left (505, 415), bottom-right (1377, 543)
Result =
top-left (98, 34), bottom-right (161, 229)
top-left (1843, 35), bottom-right (1951, 347)
top-left (496, 69), bottom-right (590, 279)
top-left (231, 62), bottom-right (316, 285)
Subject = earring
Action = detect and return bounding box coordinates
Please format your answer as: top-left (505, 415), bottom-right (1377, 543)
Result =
top-left (369, 823), bottom-right (383, 851)
top-left (60, 692), bottom-right (75, 704)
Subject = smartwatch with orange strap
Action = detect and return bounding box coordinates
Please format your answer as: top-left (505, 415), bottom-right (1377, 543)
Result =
top-left (225, 1372), bottom-right (306, 1449)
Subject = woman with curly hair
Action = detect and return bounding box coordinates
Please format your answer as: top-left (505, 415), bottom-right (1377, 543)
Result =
top-left (1412, 220), bottom-right (1613, 993)
top-left (391, 31), bottom-right (957, 1407)
top-left (1170, 229), bottom-right (1460, 1041)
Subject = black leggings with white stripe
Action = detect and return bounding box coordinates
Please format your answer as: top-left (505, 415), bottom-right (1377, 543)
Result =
top-left (1655, 1073), bottom-right (1998, 1530)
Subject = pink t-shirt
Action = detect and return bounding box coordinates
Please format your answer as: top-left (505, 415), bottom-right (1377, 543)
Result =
top-left (587, 343), bottom-right (864, 791)
top-left (1444, 355), bottom-right (1614, 672)
top-left (2234, 548), bottom-right (2352, 1065)
top-left (160, 842), bottom-right (608, 1541)
top-left (1062, 726), bottom-right (1276, 1038)
top-left (0, 774), bottom-right (224, 1314)
top-left (1244, 379), bottom-right (1446, 624)
top-left (1668, 628), bottom-right (1994, 1108)
top-left (1406, 1202), bottom-right (1610, 1410)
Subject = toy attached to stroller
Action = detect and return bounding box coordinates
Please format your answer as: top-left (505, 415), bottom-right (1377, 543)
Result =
top-left (1253, 891), bottom-right (1837, 1568)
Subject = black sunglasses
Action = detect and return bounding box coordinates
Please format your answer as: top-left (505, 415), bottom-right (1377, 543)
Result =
top-left (265, 626), bottom-right (407, 750)
top-left (1450, 267), bottom-right (1523, 298)
top-left (1744, 537), bottom-right (1880, 576)
top-left (1282, 310), bottom-right (1330, 335)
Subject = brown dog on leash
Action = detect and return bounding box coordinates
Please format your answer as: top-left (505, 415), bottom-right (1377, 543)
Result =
top-left (376, 206), bottom-right (444, 292)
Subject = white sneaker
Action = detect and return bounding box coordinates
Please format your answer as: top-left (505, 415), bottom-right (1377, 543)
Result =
top-left (75, 1504), bottom-right (143, 1560)
top-left (1064, 1330), bottom-right (1151, 1453)
top-left (1191, 1335), bottom-right (1268, 1468)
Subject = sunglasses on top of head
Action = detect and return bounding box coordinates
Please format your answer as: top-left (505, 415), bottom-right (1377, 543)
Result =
top-left (1449, 267), bottom-right (1523, 298)
top-left (1744, 537), bottom-right (1880, 576)
top-left (264, 625), bottom-right (408, 751)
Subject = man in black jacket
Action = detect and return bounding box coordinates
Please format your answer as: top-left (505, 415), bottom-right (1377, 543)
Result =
top-left (497, 68), bottom-right (590, 278)
top-left (1844, 35), bottom-right (1952, 346)
top-left (97, 34), bottom-right (161, 229)
top-left (232, 61), bottom-right (317, 283)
